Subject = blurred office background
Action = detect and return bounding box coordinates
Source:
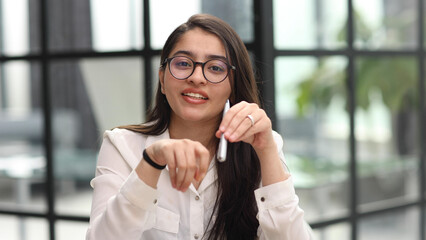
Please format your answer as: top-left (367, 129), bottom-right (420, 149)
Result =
top-left (0, 0), bottom-right (425, 239)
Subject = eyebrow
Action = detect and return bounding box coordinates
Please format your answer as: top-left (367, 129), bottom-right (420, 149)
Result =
top-left (171, 50), bottom-right (228, 62)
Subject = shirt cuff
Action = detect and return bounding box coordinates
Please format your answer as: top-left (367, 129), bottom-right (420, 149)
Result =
top-left (254, 177), bottom-right (296, 212)
top-left (120, 170), bottom-right (158, 211)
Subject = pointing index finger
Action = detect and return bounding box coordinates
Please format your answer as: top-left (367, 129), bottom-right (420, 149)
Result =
top-left (196, 147), bottom-right (210, 181)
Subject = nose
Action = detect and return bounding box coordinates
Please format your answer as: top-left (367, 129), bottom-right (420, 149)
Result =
top-left (187, 63), bottom-right (207, 85)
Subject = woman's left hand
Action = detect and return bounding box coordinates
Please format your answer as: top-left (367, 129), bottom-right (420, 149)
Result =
top-left (215, 101), bottom-right (275, 152)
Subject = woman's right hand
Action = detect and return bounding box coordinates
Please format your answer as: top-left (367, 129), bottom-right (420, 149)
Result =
top-left (141, 139), bottom-right (210, 192)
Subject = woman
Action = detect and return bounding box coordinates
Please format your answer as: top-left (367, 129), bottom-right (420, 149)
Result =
top-left (86, 14), bottom-right (312, 240)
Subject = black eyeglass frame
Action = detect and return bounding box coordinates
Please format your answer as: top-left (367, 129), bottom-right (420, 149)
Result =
top-left (161, 56), bottom-right (236, 84)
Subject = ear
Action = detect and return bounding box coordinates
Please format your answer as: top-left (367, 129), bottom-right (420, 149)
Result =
top-left (159, 69), bottom-right (165, 94)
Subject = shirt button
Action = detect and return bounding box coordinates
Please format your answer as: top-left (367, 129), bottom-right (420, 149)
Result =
top-left (195, 196), bottom-right (200, 201)
top-left (260, 197), bottom-right (265, 202)
top-left (153, 199), bottom-right (157, 204)
top-left (194, 233), bottom-right (199, 239)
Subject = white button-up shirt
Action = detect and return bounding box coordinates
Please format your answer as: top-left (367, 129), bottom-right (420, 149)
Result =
top-left (86, 128), bottom-right (313, 240)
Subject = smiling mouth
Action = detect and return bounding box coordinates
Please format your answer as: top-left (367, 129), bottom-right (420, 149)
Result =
top-left (182, 92), bottom-right (208, 100)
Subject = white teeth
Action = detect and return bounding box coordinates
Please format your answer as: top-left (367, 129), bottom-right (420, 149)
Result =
top-left (182, 92), bottom-right (208, 100)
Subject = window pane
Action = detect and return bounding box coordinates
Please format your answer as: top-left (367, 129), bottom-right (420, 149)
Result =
top-left (273, 0), bottom-right (347, 49)
top-left (312, 222), bottom-right (350, 240)
top-left (48, 0), bottom-right (143, 52)
top-left (356, 57), bottom-right (418, 211)
top-left (275, 56), bottom-right (349, 222)
top-left (0, 61), bottom-right (45, 212)
top-left (90, 0), bottom-right (143, 52)
top-left (150, 0), bottom-right (253, 49)
top-left (424, 208), bottom-right (426, 237)
top-left (424, 62), bottom-right (426, 197)
top-left (359, 207), bottom-right (419, 240)
top-left (354, 0), bottom-right (417, 50)
top-left (47, 0), bottom-right (92, 52)
top-left (201, 0), bottom-right (253, 42)
top-left (56, 220), bottom-right (89, 240)
top-left (0, 0), bottom-right (40, 55)
top-left (50, 57), bottom-right (144, 215)
top-left (150, 0), bottom-right (200, 49)
top-left (151, 56), bottom-right (161, 99)
top-left (0, 215), bottom-right (48, 240)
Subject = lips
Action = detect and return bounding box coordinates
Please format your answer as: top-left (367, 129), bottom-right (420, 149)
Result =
top-left (182, 92), bottom-right (208, 100)
top-left (181, 89), bottom-right (209, 100)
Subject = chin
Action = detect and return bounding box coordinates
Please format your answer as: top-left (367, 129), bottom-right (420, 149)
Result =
top-left (182, 115), bottom-right (206, 122)
top-left (173, 108), bottom-right (220, 123)
top-left (183, 112), bottom-right (218, 124)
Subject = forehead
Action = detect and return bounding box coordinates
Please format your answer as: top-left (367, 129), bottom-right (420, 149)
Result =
top-left (169, 28), bottom-right (226, 59)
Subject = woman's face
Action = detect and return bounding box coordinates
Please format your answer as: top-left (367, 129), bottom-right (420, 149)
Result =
top-left (159, 27), bottom-right (232, 126)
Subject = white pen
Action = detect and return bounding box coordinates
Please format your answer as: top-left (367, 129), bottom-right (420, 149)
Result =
top-left (217, 99), bottom-right (230, 162)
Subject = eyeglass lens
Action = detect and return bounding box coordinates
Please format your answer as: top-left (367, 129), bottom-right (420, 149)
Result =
top-left (169, 56), bottom-right (229, 83)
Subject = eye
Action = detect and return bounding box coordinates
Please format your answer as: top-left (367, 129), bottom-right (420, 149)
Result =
top-left (172, 57), bottom-right (192, 69)
top-left (206, 60), bottom-right (226, 73)
top-left (210, 65), bottom-right (224, 72)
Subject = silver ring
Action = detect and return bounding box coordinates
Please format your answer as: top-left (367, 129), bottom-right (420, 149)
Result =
top-left (246, 114), bottom-right (255, 126)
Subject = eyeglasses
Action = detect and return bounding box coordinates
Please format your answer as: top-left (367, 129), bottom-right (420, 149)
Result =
top-left (162, 56), bottom-right (236, 84)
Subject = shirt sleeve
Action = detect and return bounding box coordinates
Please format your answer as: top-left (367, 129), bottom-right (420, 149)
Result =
top-left (86, 132), bottom-right (158, 240)
top-left (255, 178), bottom-right (314, 239)
top-left (256, 131), bottom-right (314, 240)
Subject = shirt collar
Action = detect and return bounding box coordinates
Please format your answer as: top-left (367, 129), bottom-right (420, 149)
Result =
top-left (193, 158), bottom-right (217, 195)
top-left (144, 129), bottom-right (170, 149)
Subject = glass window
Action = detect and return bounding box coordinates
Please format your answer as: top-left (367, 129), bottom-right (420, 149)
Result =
top-left (150, 0), bottom-right (253, 49)
top-left (56, 220), bottom-right (89, 240)
top-left (48, 0), bottom-right (143, 52)
top-left (275, 56), bottom-right (349, 222)
top-left (355, 57), bottom-right (419, 211)
top-left (201, 0), bottom-right (253, 42)
top-left (312, 222), bottom-right (350, 240)
top-left (47, 0), bottom-right (91, 52)
top-left (150, 0), bottom-right (200, 49)
top-left (49, 57), bottom-right (144, 215)
top-left (359, 207), bottom-right (420, 240)
top-left (151, 56), bottom-right (161, 99)
top-left (354, 0), bottom-right (417, 50)
top-left (0, 215), bottom-right (48, 240)
top-left (0, 61), bottom-right (45, 212)
top-left (0, 0), bottom-right (40, 55)
top-left (273, 0), bottom-right (347, 49)
top-left (90, 0), bottom-right (143, 52)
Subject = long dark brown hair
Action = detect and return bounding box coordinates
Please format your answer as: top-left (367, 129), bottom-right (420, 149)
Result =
top-left (122, 14), bottom-right (262, 240)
